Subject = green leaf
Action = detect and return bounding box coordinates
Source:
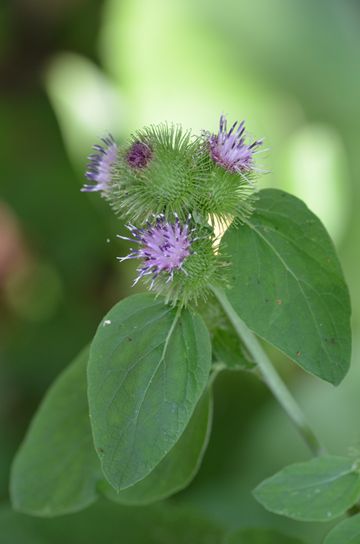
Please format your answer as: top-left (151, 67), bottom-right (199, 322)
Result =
top-left (10, 348), bottom-right (101, 517)
top-left (226, 528), bottom-right (305, 544)
top-left (11, 341), bottom-right (213, 516)
top-left (100, 388), bottom-right (212, 504)
top-left (254, 455), bottom-right (360, 522)
top-left (221, 189), bottom-right (351, 385)
top-left (88, 293), bottom-right (212, 490)
top-left (324, 513), bottom-right (360, 544)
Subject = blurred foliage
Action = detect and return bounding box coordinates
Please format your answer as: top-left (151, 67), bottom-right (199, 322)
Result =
top-left (1, 0), bottom-right (360, 542)
top-left (0, 500), bottom-right (225, 543)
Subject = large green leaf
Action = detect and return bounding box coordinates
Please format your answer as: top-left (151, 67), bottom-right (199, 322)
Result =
top-left (254, 455), bottom-right (360, 521)
top-left (324, 513), bottom-right (360, 544)
top-left (88, 293), bottom-right (212, 490)
top-left (11, 342), bottom-right (213, 516)
top-left (10, 348), bottom-right (101, 517)
top-left (100, 389), bottom-right (212, 505)
top-left (221, 189), bottom-right (351, 385)
top-left (226, 528), bottom-right (304, 543)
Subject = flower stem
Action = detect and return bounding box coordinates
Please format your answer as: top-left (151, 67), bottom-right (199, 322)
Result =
top-left (211, 285), bottom-right (325, 457)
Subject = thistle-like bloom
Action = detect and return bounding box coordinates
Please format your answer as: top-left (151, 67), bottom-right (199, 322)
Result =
top-left (82, 135), bottom-right (118, 192)
top-left (126, 141), bottom-right (152, 168)
top-left (117, 214), bottom-right (192, 287)
top-left (209, 114), bottom-right (263, 173)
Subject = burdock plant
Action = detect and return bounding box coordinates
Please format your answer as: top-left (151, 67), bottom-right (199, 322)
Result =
top-left (10, 115), bottom-right (356, 543)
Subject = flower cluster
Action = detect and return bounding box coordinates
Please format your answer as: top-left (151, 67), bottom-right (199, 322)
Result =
top-left (82, 115), bottom-right (264, 304)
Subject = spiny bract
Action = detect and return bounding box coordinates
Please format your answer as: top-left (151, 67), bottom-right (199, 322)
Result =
top-left (107, 123), bottom-right (204, 224)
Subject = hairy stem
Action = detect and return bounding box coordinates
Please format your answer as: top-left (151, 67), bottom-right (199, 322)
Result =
top-left (211, 285), bottom-right (325, 457)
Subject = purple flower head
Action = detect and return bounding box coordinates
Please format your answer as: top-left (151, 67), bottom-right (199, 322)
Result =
top-left (209, 114), bottom-right (263, 173)
top-left (126, 141), bottom-right (152, 169)
top-left (117, 214), bottom-right (192, 287)
top-left (82, 134), bottom-right (118, 192)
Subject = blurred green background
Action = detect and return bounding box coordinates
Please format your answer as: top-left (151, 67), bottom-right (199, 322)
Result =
top-left (1, 1), bottom-right (359, 542)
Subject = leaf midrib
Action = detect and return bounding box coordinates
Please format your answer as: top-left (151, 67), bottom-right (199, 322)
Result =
top-left (272, 467), bottom-right (357, 493)
top-left (107, 309), bottom-right (183, 488)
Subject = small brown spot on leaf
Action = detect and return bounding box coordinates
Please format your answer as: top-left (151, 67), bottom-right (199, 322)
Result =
top-left (296, 351), bottom-right (301, 357)
top-left (276, 299), bottom-right (282, 305)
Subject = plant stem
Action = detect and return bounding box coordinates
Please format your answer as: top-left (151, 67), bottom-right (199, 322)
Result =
top-left (211, 285), bottom-right (325, 457)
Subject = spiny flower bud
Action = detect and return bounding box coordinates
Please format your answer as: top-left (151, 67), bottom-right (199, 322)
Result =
top-left (196, 114), bottom-right (265, 225)
top-left (117, 214), bottom-right (192, 286)
top-left (82, 135), bottom-right (118, 192)
top-left (117, 214), bottom-right (225, 306)
top-left (107, 124), bottom-right (203, 224)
